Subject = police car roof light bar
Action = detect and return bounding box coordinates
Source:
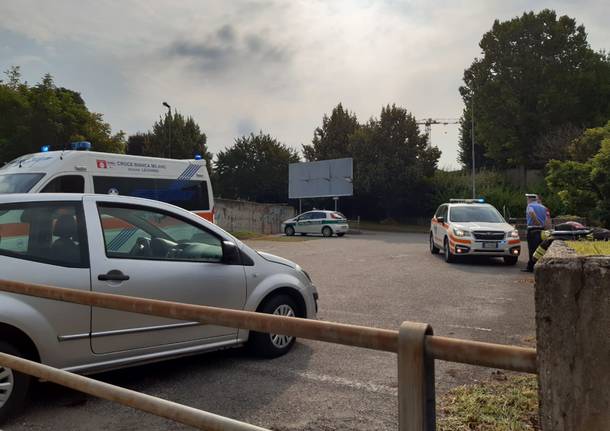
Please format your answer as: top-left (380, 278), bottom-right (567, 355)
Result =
top-left (449, 198), bottom-right (486, 204)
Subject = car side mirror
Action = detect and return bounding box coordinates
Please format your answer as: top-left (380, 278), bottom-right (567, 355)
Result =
top-left (222, 241), bottom-right (240, 265)
top-left (436, 216), bottom-right (444, 224)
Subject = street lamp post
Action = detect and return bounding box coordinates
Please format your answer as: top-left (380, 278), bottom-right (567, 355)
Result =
top-left (162, 102), bottom-right (172, 158)
top-left (471, 96), bottom-right (476, 199)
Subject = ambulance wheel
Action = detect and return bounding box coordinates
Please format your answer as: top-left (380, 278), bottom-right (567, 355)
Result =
top-left (503, 256), bottom-right (519, 265)
top-left (285, 226), bottom-right (295, 236)
top-left (322, 227), bottom-right (333, 237)
top-left (430, 233), bottom-right (439, 254)
top-left (444, 237), bottom-right (456, 263)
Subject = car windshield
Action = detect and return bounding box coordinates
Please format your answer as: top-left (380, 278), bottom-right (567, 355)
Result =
top-left (449, 206), bottom-right (505, 223)
top-left (0, 173), bottom-right (45, 193)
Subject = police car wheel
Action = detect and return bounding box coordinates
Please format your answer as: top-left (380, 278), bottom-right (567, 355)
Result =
top-left (285, 226), bottom-right (295, 236)
top-left (322, 227), bottom-right (333, 237)
top-left (430, 233), bottom-right (439, 254)
top-left (503, 256), bottom-right (518, 265)
top-left (444, 237), bottom-right (456, 263)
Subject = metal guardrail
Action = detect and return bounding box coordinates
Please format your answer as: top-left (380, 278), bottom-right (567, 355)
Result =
top-left (0, 279), bottom-right (537, 430)
top-left (0, 352), bottom-right (269, 431)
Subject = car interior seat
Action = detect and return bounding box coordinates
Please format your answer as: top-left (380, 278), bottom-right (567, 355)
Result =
top-left (51, 215), bottom-right (80, 263)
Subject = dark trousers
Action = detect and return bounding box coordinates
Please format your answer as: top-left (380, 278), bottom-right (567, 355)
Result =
top-left (526, 228), bottom-right (543, 271)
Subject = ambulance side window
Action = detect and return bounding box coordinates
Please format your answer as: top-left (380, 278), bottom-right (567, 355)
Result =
top-left (41, 175), bottom-right (85, 193)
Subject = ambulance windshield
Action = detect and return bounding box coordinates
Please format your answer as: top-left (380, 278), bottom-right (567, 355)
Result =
top-left (0, 173), bottom-right (45, 193)
top-left (450, 206), bottom-right (505, 223)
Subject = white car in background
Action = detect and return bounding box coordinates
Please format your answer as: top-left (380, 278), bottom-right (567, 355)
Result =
top-left (282, 210), bottom-right (349, 237)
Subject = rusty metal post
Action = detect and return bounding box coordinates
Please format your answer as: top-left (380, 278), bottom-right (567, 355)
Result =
top-left (398, 322), bottom-right (435, 431)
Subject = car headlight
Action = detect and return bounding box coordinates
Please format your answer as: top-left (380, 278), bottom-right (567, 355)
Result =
top-left (295, 265), bottom-right (312, 282)
top-left (452, 227), bottom-right (470, 237)
top-left (509, 230), bottom-right (520, 239)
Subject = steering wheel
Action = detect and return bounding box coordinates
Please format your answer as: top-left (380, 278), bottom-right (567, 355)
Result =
top-left (130, 237), bottom-right (152, 257)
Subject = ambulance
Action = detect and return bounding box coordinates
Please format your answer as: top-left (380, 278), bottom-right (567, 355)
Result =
top-left (430, 199), bottom-right (521, 265)
top-left (0, 142), bottom-right (215, 222)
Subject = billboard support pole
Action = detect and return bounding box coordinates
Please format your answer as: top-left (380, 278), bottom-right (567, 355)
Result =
top-left (299, 199), bottom-right (302, 214)
top-left (333, 197), bottom-right (339, 211)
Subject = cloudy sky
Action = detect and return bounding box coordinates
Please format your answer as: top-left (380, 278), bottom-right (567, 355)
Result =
top-left (1, 1), bottom-right (608, 168)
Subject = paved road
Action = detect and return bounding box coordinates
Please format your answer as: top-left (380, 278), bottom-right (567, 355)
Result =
top-left (6, 231), bottom-right (535, 430)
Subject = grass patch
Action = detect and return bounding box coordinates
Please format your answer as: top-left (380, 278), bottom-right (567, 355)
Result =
top-left (230, 231), bottom-right (265, 240)
top-left (567, 241), bottom-right (610, 256)
top-left (438, 375), bottom-right (539, 431)
top-left (231, 231), bottom-right (313, 242)
top-left (354, 221), bottom-right (429, 233)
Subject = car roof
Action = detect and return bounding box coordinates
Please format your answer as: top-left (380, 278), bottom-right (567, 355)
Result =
top-left (0, 193), bottom-right (169, 207)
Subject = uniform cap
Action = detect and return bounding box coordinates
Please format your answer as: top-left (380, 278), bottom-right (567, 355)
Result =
top-left (525, 193), bottom-right (538, 199)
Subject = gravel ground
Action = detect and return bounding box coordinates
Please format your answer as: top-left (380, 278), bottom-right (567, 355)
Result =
top-left (5, 231), bottom-right (535, 430)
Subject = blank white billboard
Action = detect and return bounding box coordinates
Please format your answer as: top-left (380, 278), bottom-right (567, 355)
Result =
top-left (289, 158), bottom-right (353, 199)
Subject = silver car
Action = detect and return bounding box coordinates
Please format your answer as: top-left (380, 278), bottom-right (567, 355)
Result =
top-left (0, 193), bottom-right (318, 423)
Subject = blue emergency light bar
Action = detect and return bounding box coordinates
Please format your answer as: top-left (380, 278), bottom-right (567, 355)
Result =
top-left (450, 198), bottom-right (486, 204)
top-left (194, 154), bottom-right (202, 160)
top-left (40, 145), bottom-right (50, 152)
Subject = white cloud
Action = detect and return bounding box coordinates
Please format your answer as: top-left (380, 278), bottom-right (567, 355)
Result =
top-left (0, 0), bottom-right (608, 168)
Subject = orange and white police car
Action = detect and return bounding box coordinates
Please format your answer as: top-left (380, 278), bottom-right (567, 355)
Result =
top-left (430, 199), bottom-right (521, 264)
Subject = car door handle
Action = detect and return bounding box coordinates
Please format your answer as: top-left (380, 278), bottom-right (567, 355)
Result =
top-left (98, 270), bottom-right (130, 282)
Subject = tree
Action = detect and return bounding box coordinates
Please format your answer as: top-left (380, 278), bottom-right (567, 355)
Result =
top-left (459, 9), bottom-right (610, 170)
top-left (302, 103), bottom-right (359, 161)
top-left (127, 112), bottom-right (212, 170)
top-left (546, 121), bottom-right (610, 226)
top-left (214, 132), bottom-right (300, 203)
top-left (349, 105), bottom-right (441, 219)
top-left (0, 67), bottom-right (125, 163)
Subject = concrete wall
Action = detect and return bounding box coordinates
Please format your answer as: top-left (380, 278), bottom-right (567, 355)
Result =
top-left (214, 198), bottom-right (295, 235)
top-left (535, 241), bottom-right (610, 430)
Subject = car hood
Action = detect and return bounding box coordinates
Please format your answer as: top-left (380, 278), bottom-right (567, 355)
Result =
top-left (282, 217), bottom-right (296, 224)
top-left (257, 251), bottom-right (297, 269)
top-left (453, 222), bottom-right (514, 232)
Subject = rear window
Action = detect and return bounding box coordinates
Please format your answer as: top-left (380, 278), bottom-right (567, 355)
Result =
top-left (93, 177), bottom-right (210, 211)
top-left (0, 173), bottom-right (45, 193)
top-left (331, 212), bottom-right (345, 220)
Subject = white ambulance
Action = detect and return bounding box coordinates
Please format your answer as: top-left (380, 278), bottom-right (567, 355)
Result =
top-left (0, 143), bottom-right (215, 222)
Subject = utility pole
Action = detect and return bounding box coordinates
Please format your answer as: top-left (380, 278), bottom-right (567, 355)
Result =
top-left (163, 102), bottom-right (172, 158)
top-left (471, 97), bottom-right (476, 199)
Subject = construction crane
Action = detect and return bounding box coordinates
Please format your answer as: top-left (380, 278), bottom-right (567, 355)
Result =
top-left (416, 118), bottom-right (460, 146)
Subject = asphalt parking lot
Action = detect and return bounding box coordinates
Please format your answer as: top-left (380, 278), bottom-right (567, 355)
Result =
top-left (6, 231), bottom-right (536, 431)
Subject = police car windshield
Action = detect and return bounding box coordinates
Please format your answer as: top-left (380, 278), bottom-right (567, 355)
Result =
top-left (449, 206), bottom-right (505, 223)
top-left (0, 173), bottom-right (45, 193)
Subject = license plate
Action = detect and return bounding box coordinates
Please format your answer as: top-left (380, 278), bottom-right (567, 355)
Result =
top-left (482, 242), bottom-right (498, 249)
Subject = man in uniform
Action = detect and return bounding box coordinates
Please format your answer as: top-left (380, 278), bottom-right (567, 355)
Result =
top-left (523, 193), bottom-right (547, 272)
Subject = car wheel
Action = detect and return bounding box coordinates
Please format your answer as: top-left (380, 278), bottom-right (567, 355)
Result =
top-left (503, 256), bottom-right (519, 265)
top-left (284, 225), bottom-right (295, 236)
top-left (0, 342), bottom-right (32, 425)
top-left (444, 237), bottom-right (456, 263)
top-left (430, 233), bottom-right (439, 254)
top-left (322, 226), bottom-right (333, 237)
top-left (248, 295), bottom-right (298, 358)
top-left (337, 233), bottom-right (345, 237)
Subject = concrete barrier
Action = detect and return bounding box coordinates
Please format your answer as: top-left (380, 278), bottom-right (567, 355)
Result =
top-left (535, 241), bottom-right (610, 430)
top-left (214, 198), bottom-right (295, 234)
